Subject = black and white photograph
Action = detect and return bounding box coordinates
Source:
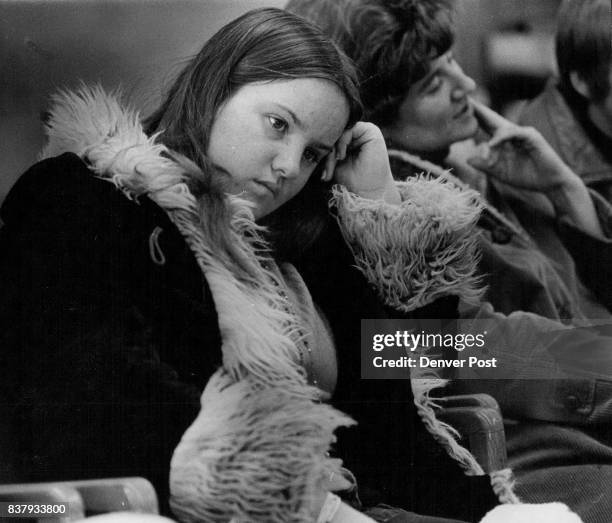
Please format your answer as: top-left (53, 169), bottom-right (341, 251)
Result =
top-left (1, 1), bottom-right (612, 521)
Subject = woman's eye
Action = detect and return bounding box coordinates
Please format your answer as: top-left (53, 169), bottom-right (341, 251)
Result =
top-left (303, 148), bottom-right (320, 165)
top-left (268, 116), bottom-right (288, 132)
top-left (426, 76), bottom-right (442, 94)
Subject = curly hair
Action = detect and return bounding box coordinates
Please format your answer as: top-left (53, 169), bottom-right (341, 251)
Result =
top-left (286, 0), bottom-right (454, 126)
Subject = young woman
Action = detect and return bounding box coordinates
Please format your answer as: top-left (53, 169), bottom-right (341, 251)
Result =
top-left (0, 7), bottom-right (575, 523)
top-left (285, 0), bottom-right (612, 323)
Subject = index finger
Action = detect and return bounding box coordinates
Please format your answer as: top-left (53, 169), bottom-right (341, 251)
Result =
top-left (471, 99), bottom-right (511, 135)
top-left (335, 128), bottom-right (354, 161)
top-left (321, 147), bottom-right (338, 182)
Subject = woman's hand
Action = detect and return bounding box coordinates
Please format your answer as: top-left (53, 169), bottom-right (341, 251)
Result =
top-left (322, 122), bottom-right (400, 204)
top-left (467, 101), bottom-right (603, 237)
top-left (466, 100), bottom-right (578, 193)
top-left (311, 462), bottom-right (371, 522)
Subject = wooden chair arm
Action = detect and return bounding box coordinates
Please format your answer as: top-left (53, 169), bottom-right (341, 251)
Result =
top-left (437, 393), bottom-right (500, 410)
top-left (437, 394), bottom-right (507, 474)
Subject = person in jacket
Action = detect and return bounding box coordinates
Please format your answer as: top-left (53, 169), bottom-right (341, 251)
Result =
top-left (285, 0), bottom-right (612, 325)
top-left (0, 7), bottom-right (537, 523)
top-left (516, 0), bottom-right (612, 202)
top-left (285, 0), bottom-right (612, 521)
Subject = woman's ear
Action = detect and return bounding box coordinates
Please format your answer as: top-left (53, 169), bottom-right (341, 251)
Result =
top-left (569, 70), bottom-right (592, 100)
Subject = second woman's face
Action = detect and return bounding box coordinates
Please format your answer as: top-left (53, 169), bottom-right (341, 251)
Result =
top-left (384, 52), bottom-right (478, 155)
top-left (207, 78), bottom-right (350, 220)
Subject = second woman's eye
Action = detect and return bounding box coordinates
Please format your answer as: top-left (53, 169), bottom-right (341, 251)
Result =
top-left (268, 116), bottom-right (288, 132)
top-left (426, 75), bottom-right (442, 94)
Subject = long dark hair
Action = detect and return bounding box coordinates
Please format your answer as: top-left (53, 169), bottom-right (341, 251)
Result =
top-left (145, 8), bottom-right (362, 266)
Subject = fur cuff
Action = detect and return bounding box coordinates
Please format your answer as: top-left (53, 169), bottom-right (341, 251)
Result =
top-left (330, 176), bottom-right (484, 312)
top-left (170, 370), bottom-right (355, 523)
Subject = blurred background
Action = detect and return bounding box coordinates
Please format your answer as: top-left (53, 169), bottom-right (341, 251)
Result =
top-left (0, 0), bottom-right (560, 207)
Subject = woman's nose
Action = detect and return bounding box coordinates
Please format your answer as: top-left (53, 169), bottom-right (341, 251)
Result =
top-left (271, 144), bottom-right (302, 180)
top-left (451, 66), bottom-right (476, 99)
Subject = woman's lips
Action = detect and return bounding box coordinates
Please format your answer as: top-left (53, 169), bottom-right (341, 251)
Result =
top-left (253, 180), bottom-right (279, 197)
top-left (454, 102), bottom-right (473, 119)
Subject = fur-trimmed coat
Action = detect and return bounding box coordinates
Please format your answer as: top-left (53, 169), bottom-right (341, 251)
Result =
top-left (0, 88), bottom-right (498, 522)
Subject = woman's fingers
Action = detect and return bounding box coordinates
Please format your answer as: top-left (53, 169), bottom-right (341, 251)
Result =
top-left (320, 459), bottom-right (353, 492)
top-left (336, 129), bottom-right (353, 161)
top-left (472, 98), bottom-right (545, 153)
top-left (323, 127), bottom-right (355, 181)
top-left (346, 121), bottom-right (381, 150)
top-left (471, 99), bottom-right (510, 135)
top-left (323, 128), bottom-right (352, 181)
top-left (331, 121), bottom-right (398, 202)
top-left (488, 126), bottom-right (525, 148)
top-left (488, 125), bottom-right (546, 156)
top-left (467, 146), bottom-right (502, 174)
top-left (324, 471), bottom-right (353, 492)
top-left (322, 149), bottom-right (337, 182)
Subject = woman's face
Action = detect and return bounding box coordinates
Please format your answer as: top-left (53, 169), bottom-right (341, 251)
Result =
top-left (383, 52), bottom-right (478, 155)
top-left (207, 78), bottom-right (350, 220)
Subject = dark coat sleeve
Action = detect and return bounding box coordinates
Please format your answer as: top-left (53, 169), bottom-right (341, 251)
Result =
top-left (0, 154), bottom-right (222, 514)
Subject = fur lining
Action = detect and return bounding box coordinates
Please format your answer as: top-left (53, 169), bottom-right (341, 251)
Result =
top-left (171, 370), bottom-right (355, 522)
top-left (410, 377), bottom-right (485, 476)
top-left (491, 468), bottom-right (521, 504)
top-left (330, 176), bottom-right (484, 311)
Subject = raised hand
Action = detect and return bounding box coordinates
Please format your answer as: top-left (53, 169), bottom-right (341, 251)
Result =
top-left (467, 100), bottom-right (602, 237)
top-left (466, 100), bottom-right (578, 192)
top-left (322, 122), bottom-right (400, 204)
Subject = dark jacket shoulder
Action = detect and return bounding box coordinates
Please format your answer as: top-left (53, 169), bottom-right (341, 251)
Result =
top-left (0, 154), bottom-right (222, 511)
